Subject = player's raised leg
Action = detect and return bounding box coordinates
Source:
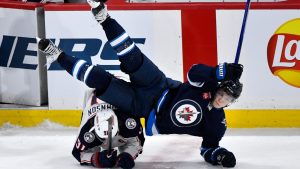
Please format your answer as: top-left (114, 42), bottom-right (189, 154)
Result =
top-left (87, 0), bottom-right (171, 116)
top-left (38, 38), bottom-right (112, 95)
top-left (38, 38), bottom-right (142, 115)
top-left (87, 0), bottom-right (168, 88)
top-left (87, 0), bottom-right (143, 75)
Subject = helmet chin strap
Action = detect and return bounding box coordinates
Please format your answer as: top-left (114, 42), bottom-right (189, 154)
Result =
top-left (207, 102), bottom-right (213, 111)
top-left (223, 104), bottom-right (230, 108)
top-left (208, 101), bottom-right (227, 110)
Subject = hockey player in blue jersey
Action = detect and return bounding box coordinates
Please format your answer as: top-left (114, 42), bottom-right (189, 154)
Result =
top-left (38, 0), bottom-right (243, 168)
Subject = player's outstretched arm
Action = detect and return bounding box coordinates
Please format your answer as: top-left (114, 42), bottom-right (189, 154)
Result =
top-left (187, 64), bottom-right (217, 88)
top-left (200, 146), bottom-right (236, 168)
top-left (187, 63), bottom-right (243, 89)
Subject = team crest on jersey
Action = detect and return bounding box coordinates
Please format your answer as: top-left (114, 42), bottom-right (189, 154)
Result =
top-left (170, 99), bottom-right (202, 127)
top-left (84, 132), bottom-right (95, 143)
top-left (125, 118), bottom-right (137, 129)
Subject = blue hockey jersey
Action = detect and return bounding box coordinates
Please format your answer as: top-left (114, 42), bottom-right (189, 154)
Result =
top-left (147, 64), bottom-right (227, 148)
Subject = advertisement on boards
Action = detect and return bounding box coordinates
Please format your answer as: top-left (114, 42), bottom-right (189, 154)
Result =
top-left (44, 10), bottom-right (183, 109)
top-left (0, 7), bottom-right (45, 106)
top-left (216, 10), bottom-right (300, 109)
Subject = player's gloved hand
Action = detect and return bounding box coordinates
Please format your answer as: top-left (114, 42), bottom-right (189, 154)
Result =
top-left (91, 149), bottom-right (117, 168)
top-left (116, 152), bottom-right (135, 169)
top-left (216, 63), bottom-right (243, 81)
top-left (214, 148), bottom-right (236, 168)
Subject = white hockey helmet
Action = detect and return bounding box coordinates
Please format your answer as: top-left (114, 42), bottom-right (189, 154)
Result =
top-left (94, 108), bottom-right (119, 139)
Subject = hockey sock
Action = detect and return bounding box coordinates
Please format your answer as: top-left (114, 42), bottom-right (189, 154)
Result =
top-left (101, 17), bottom-right (143, 73)
top-left (57, 54), bottom-right (112, 94)
top-left (57, 53), bottom-right (77, 75)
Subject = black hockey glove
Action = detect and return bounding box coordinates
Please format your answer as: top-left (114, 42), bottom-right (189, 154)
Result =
top-left (116, 152), bottom-right (135, 169)
top-left (216, 63), bottom-right (243, 81)
top-left (213, 148), bottom-right (236, 168)
top-left (91, 149), bottom-right (117, 168)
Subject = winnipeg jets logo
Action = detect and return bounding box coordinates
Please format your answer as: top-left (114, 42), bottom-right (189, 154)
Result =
top-left (177, 107), bottom-right (200, 122)
top-left (170, 99), bottom-right (202, 127)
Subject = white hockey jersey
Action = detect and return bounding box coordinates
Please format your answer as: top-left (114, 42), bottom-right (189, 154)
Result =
top-left (71, 90), bottom-right (144, 165)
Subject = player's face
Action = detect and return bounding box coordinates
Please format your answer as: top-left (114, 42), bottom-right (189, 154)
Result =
top-left (212, 89), bottom-right (235, 108)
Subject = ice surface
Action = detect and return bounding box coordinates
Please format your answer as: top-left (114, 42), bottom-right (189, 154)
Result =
top-left (0, 121), bottom-right (299, 169)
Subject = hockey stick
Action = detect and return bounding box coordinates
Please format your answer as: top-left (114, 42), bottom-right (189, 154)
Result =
top-left (107, 116), bottom-right (113, 156)
top-left (234, 0), bottom-right (251, 64)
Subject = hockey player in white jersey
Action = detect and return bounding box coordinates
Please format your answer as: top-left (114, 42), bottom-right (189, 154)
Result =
top-left (71, 90), bottom-right (144, 168)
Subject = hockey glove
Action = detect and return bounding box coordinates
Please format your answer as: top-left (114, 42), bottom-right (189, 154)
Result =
top-left (116, 152), bottom-right (135, 169)
top-left (91, 149), bottom-right (117, 168)
top-left (213, 147), bottom-right (236, 168)
top-left (201, 147), bottom-right (236, 168)
top-left (216, 63), bottom-right (243, 81)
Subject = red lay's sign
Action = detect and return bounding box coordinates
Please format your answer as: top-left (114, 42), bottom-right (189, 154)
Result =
top-left (267, 18), bottom-right (300, 88)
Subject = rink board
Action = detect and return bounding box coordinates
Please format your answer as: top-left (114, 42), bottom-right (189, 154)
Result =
top-left (0, 3), bottom-right (47, 106)
top-left (1, 2), bottom-right (300, 127)
top-left (1, 109), bottom-right (300, 128)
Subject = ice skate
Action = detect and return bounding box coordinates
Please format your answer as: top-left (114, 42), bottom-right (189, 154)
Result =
top-left (87, 0), bottom-right (109, 23)
top-left (38, 38), bottom-right (62, 67)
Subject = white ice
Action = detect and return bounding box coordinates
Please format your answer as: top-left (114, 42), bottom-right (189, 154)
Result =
top-left (0, 121), bottom-right (299, 169)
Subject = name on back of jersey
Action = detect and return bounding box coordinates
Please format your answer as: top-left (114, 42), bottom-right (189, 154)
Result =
top-left (87, 103), bottom-right (116, 117)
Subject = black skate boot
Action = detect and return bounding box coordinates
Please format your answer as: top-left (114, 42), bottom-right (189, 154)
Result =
top-left (87, 0), bottom-right (109, 23)
top-left (38, 38), bottom-right (62, 67)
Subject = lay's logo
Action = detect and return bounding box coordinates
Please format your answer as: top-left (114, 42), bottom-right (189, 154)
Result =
top-left (267, 18), bottom-right (300, 88)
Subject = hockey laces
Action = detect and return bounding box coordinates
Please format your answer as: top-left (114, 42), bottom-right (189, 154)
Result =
top-left (90, 3), bottom-right (108, 23)
top-left (41, 40), bottom-right (62, 68)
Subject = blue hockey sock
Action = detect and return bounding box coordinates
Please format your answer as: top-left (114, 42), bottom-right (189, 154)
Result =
top-left (57, 52), bottom-right (77, 75)
top-left (101, 17), bottom-right (143, 73)
top-left (57, 53), bottom-right (111, 94)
